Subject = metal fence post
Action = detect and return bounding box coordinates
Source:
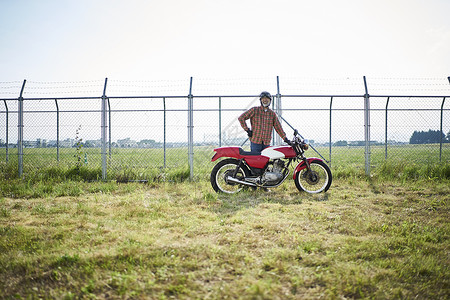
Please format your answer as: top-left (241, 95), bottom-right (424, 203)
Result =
top-left (18, 80), bottom-right (26, 178)
top-left (329, 96), bottom-right (333, 166)
top-left (3, 100), bottom-right (8, 163)
top-left (219, 96), bottom-right (222, 147)
top-left (363, 76), bottom-right (371, 176)
top-left (188, 77), bottom-right (194, 180)
top-left (271, 95), bottom-right (275, 146)
top-left (163, 97), bottom-right (166, 168)
top-left (275, 76), bottom-right (282, 145)
top-left (101, 78), bottom-right (108, 180)
top-left (108, 97), bottom-right (111, 159)
top-left (440, 97), bottom-right (446, 162)
top-left (385, 97), bottom-right (390, 160)
top-left (55, 99), bottom-right (60, 161)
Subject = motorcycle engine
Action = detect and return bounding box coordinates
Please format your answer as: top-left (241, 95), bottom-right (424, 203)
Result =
top-left (262, 159), bottom-right (285, 184)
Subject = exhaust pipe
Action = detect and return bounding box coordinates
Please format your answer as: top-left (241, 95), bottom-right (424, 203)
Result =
top-left (226, 176), bottom-right (257, 187)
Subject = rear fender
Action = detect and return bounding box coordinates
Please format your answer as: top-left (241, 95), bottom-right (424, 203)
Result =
top-left (293, 158), bottom-right (323, 180)
top-left (211, 147), bottom-right (242, 161)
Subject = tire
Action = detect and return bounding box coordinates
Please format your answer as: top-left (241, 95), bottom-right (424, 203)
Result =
top-left (210, 159), bottom-right (251, 194)
top-left (294, 160), bottom-right (332, 193)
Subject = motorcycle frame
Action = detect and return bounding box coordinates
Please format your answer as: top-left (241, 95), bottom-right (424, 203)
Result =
top-left (212, 140), bottom-right (326, 186)
top-left (233, 157), bottom-right (294, 188)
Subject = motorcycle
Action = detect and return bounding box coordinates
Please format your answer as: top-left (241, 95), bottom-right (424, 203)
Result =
top-left (210, 130), bottom-right (332, 194)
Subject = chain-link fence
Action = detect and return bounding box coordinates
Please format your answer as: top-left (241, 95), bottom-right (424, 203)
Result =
top-left (1, 77), bottom-right (449, 180)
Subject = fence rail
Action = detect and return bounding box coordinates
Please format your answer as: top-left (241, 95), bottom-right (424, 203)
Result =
top-left (1, 77), bottom-right (449, 180)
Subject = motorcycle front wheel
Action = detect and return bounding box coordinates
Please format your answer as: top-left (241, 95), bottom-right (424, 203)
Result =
top-left (210, 158), bottom-right (251, 194)
top-left (294, 160), bottom-right (332, 193)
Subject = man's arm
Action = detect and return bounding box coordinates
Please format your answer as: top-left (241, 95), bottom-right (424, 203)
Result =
top-left (238, 108), bottom-right (254, 132)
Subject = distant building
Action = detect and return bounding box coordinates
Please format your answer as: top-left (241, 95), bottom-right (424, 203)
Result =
top-left (117, 138), bottom-right (138, 148)
top-left (36, 139), bottom-right (47, 148)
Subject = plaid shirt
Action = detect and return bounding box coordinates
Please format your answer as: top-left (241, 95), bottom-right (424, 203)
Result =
top-left (238, 106), bottom-right (286, 145)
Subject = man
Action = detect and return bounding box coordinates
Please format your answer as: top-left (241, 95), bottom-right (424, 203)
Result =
top-left (238, 91), bottom-right (290, 153)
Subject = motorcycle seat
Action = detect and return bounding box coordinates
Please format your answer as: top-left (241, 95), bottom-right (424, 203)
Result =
top-left (239, 148), bottom-right (261, 156)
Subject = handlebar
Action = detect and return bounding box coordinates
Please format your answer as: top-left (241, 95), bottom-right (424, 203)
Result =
top-left (290, 129), bottom-right (329, 163)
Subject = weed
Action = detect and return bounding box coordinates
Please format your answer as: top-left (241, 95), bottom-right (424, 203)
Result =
top-left (73, 125), bottom-right (85, 171)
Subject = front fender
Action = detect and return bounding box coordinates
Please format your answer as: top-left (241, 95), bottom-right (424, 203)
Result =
top-left (293, 158), bottom-right (324, 180)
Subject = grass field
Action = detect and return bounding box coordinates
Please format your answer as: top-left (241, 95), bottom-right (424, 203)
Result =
top-left (0, 177), bottom-right (449, 299)
top-left (0, 146), bottom-right (449, 299)
top-left (1, 143), bottom-right (449, 181)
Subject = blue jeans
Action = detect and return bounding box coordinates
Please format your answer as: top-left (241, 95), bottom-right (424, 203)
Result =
top-left (251, 142), bottom-right (269, 154)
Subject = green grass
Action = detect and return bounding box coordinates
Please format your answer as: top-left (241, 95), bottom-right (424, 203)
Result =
top-left (0, 173), bottom-right (449, 299)
top-left (0, 144), bottom-right (449, 298)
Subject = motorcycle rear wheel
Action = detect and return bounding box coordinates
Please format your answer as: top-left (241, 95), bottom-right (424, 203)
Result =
top-left (294, 160), bottom-right (332, 193)
top-left (211, 158), bottom-right (251, 194)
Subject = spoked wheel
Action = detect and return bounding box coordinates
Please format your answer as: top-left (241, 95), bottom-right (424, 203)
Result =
top-left (210, 158), bottom-right (250, 194)
top-left (295, 160), bottom-right (332, 193)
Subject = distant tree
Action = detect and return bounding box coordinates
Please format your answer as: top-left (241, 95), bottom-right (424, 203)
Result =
top-left (333, 140), bottom-right (348, 146)
top-left (410, 131), bottom-right (420, 144)
top-left (410, 130), bottom-right (445, 144)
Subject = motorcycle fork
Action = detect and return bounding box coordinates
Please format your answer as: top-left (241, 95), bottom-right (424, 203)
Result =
top-left (302, 157), bottom-right (312, 173)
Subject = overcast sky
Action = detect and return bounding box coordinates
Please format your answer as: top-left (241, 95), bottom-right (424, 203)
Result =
top-left (1, 0), bottom-right (449, 83)
top-left (1, 0), bottom-right (449, 144)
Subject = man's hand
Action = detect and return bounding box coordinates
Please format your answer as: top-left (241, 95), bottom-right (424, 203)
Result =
top-left (247, 130), bottom-right (253, 138)
top-left (284, 137), bottom-right (291, 145)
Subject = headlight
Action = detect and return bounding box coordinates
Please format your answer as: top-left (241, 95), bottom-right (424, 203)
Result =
top-left (302, 143), bottom-right (309, 151)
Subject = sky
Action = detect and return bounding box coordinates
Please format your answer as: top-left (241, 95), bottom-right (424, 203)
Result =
top-left (0, 0), bottom-right (449, 145)
top-left (1, 0), bottom-right (450, 84)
